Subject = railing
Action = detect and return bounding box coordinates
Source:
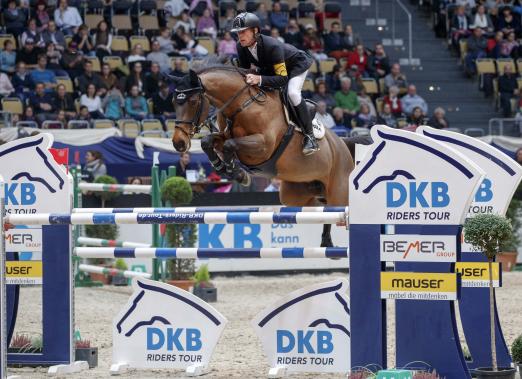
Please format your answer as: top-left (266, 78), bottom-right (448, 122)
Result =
top-left (488, 118), bottom-right (522, 137)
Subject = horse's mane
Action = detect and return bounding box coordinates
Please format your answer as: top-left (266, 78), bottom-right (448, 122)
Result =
top-left (190, 55), bottom-right (253, 76)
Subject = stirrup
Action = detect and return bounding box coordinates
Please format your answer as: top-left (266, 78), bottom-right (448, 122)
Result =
top-left (302, 134), bottom-right (319, 156)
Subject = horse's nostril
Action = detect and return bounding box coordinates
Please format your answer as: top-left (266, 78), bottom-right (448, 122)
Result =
top-left (173, 141), bottom-right (186, 152)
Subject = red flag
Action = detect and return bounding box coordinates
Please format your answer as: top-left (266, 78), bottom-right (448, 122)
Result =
top-left (49, 148), bottom-right (69, 173)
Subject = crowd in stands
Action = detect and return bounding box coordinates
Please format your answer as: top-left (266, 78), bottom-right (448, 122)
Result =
top-left (0, 0), bottom-right (448, 136)
top-left (432, 0), bottom-right (522, 119)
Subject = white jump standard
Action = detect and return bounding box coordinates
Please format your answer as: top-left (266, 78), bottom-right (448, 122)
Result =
top-left (72, 206), bottom-right (350, 213)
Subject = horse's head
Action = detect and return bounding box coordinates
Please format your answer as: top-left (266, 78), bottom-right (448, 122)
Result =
top-left (171, 70), bottom-right (211, 152)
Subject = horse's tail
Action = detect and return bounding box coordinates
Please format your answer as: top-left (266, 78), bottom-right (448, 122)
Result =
top-left (340, 135), bottom-right (373, 160)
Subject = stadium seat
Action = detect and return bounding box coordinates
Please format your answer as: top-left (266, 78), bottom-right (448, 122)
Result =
top-left (147, 99), bottom-right (154, 114)
top-left (375, 97), bottom-right (384, 113)
top-left (319, 58), bottom-right (337, 74)
top-left (303, 78), bottom-right (315, 92)
top-left (68, 120), bottom-right (90, 129)
top-left (139, 15), bottom-right (159, 34)
top-left (496, 58), bottom-right (515, 75)
top-left (112, 15), bottom-right (133, 33)
top-left (42, 120), bottom-right (64, 129)
top-left (196, 37), bottom-right (215, 54)
top-left (85, 14), bottom-right (104, 30)
top-left (362, 78), bottom-right (379, 95)
top-left (56, 77), bottom-right (74, 93)
top-left (142, 119), bottom-right (163, 132)
top-left (86, 57), bottom-right (101, 72)
top-left (111, 36), bottom-right (129, 52)
top-left (166, 119), bottom-right (176, 133)
top-left (93, 119), bottom-right (115, 129)
top-left (140, 130), bottom-right (166, 138)
top-left (103, 56), bottom-right (124, 70)
top-left (119, 119), bottom-right (141, 137)
top-left (130, 35), bottom-right (151, 52)
top-left (0, 34), bottom-right (17, 49)
top-left (1, 98), bottom-right (23, 115)
top-left (475, 58), bottom-right (496, 75)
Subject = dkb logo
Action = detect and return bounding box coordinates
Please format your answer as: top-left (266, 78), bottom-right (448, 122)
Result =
top-left (277, 330), bottom-right (333, 354)
top-left (386, 181), bottom-right (450, 208)
top-left (3, 183), bottom-right (36, 205)
top-left (474, 178), bottom-right (493, 202)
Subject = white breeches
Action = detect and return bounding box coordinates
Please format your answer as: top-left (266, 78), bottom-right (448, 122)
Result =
top-left (288, 69), bottom-right (308, 106)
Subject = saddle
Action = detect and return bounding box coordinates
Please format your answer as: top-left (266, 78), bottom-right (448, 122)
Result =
top-left (279, 89), bottom-right (325, 140)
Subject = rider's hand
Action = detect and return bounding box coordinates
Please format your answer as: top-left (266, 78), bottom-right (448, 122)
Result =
top-left (246, 74), bottom-right (261, 85)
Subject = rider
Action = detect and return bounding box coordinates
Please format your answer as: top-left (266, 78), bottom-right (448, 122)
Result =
top-left (230, 12), bottom-right (319, 156)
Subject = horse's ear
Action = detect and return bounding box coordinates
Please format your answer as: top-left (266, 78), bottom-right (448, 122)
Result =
top-left (189, 69), bottom-right (199, 86)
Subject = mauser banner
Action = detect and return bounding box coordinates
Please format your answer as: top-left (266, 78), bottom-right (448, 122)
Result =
top-left (381, 272), bottom-right (458, 301)
top-left (455, 262), bottom-right (501, 288)
top-left (6, 261), bottom-right (42, 285)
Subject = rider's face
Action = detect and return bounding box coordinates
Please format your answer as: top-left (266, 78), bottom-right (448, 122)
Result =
top-left (238, 28), bottom-right (256, 47)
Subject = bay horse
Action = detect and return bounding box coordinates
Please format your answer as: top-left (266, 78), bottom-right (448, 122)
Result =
top-left (170, 63), bottom-right (355, 246)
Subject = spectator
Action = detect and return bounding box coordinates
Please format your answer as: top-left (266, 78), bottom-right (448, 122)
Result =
top-left (218, 32), bottom-right (238, 58)
top-left (335, 77), bottom-right (360, 122)
top-left (270, 2), bottom-right (289, 33)
top-left (315, 100), bottom-right (335, 128)
top-left (498, 8), bottom-right (521, 38)
top-left (61, 41), bottom-right (84, 79)
top-left (383, 85), bottom-right (403, 117)
top-left (12, 62), bottom-right (32, 100)
top-left (500, 31), bottom-right (519, 58)
top-left (347, 44), bottom-right (368, 76)
top-left (53, 83), bottom-right (76, 120)
top-left (324, 22), bottom-right (350, 61)
top-left (465, 28), bottom-right (488, 75)
top-left (303, 25), bottom-right (327, 61)
top-left (428, 107), bottom-right (450, 129)
top-left (284, 19), bottom-right (304, 50)
top-left (0, 72), bottom-right (15, 99)
top-left (102, 84), bottom-right (125, 120)
top-left (384, 63), bottom-right (408, 92)
top-left (22, 19), bottom-right (45, 48)
top-left (264, 178), bottom-right (281, 192)
top-left (407, 106), bottom-right (425, 127)
top-left (73, 25), bottom-right (94, 57)
top-left (332, 106), bottom-right (350, 128)
top-left (378, 103), bottom-right (398, 128)
top-left (175, 151), bottom-right (192, 178)
top-left (35, 0), bottom-right (50, 32)
top-left (144, 62), bottom-right (165, 98)
top-left (152, 83), bottom-right (176, 122)
top-left (100, 63), bottom-right (118, 91)
top-left (0, 41), bottom-right (17, 74)
top-left (157, 27), bottom-right (176, 55)
top-left (54, 0), bottom-right (83, 36)
top-left (355, 103), bottom-right (376, 128)
top-left (30, 82), bottom-right (55, 124)
top-left (358, 87), bottom-right (377, 117)
top-left (346, 65), bottom-right (364, 93)
top-left (76, 60), bottom-right (104, 95)
top-left (148, 41), bottom-right (171, 74)
top-left (80, 83), bottom-right (104, 119)
top-left (312, 81), bottom-right (336, 109)
top-left (402, 84), bottom-right (428, 116)
top-left (127, 44), bottom-right (147, 64)
top-left (223, 8), bottom-right (238, 32)
top-left (23, 105), bottom-right (37, 123)
top-left (93, 21), bottom-right (112, 60)
top-left (170, 58), bottom-right (187, 77)
top-left (255, 3), bottom-right (271, 31)
top-left (498, 64), bottom-right (519, 117)
top-left (125, 85), bottom-right (149, 120)
top-left (174, 10), bottom-right (196, 34)
top-left (179, 33), bottom-right (208, 59)
top-left (4, 0), bottom-right (27, 36)
top-left (197, 8), bottom-right (217, 39)
top-left (16, 39), bottom-right (41, 69)
top-left (487, 31), bottom-right (504, 58)
top-left (270, 27), bottom-right (285, 43)
top-left (450, 6), bottom-right (470, 49)
top-left (78, 105), bottom-right (91, 124)
top-left (125, 62), bottom-right (145, 94)
top-left (471, 5), bottom-right (494, 33)
top-left (165, 0), bottom-right (189, 17)
top-left (368, 43), bottom-right (390, 79)
top-left (30, 54), bottom-right (56, 91)
top-left (41, 20), bottom-right (66, 52)
top-left (342, 25), bottom-right (358, 51)
top-left (45, 43), bottom-right (64, 74)
top-left (189, 0), bottom-right (213, 17)
top-left (83, 151), bottom-right (107, 181)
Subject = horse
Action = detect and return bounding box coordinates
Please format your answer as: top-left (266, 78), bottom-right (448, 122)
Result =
top-left (170, 62), bottom-right (356, 246)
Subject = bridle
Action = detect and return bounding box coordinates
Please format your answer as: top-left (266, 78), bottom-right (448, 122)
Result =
top-left (174, 71), bottom-right (266, 144)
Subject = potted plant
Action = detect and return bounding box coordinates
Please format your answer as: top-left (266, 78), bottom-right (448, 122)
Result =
top-left (192, 264), bottom-right (217, 302)
top-left (84, 223), bottom-right (118, 285)
top-left (511, 334), bottom-right (522, 374)
top-left (112, 258), bottom-right (129, 286)
top-left (75, 338), bottom-right (98, 368)
top-left (498, 199), bottom-right (521, 271)
top-left (93, 175), bottom-right (119, 207)
top-left (8, 333), bottom-right (42, 354)
top-left (161, 176), bottom-right (196, 290)
top-left (464, 213), bottom-right (517, 379)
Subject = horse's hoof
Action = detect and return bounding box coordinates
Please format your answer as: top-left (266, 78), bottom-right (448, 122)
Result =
top-left (321, 239), bottom-right (334, 248)
top-left (238, 172), bottom-right (251, 187)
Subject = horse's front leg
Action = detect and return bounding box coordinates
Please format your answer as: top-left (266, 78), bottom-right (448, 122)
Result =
top-left (201, 134), bottom-right (226, 176)
top-left (223, 134), bottom-right (266, 186)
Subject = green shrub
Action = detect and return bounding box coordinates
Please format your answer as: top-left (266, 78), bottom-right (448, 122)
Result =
top-left (193, 264), bottom-right (212, 288)
top-left (93, 175), bottom-right (119, 203)
top-left (115, 258), bottom-right (128, 270)
top-left (512, 334), bottom-right (522, 363)
top-left (464, 214), bottom-right (513, 260)
top-left (500, 199), bottom-right (522, 251)
top-left (84, 224), bottom-right (118, 265)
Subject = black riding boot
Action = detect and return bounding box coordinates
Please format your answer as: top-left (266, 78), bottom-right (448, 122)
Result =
top-left (295, 100), bottom-right (319, 156)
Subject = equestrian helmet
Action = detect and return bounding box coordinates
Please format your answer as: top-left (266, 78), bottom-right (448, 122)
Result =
top-left (230, 12), bottom-right (260, 32)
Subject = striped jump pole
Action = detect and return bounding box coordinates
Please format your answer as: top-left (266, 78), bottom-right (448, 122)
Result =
top-left (78, 182), bottom-right (151, 194)
top-left (6, 212), bottom-right (347, 226)
top-left (72, 206), bottom-right (350, 214)
top-left (78, 264), bottom-right (151, 279)
top-left (77, 237), bottom-right (151, 248)
top-left (75, 247), bottom-right (349, 259)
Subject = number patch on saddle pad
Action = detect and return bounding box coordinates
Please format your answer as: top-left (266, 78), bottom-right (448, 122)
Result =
top-left (312, 118), bottom-right (326, 139)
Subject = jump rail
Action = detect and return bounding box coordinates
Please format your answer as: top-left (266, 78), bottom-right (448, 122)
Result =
top-left (6, 212), bottom-right (347, 225)
top-left (74, 247), bottom-right (349, 259)
top-left (77, 237), bottom-right (151, 248)
top-left (78, 264), bottom-right (151, 279)
top-left (72, 206), bottom-right (350, 214)
top-left (78, 182), bottom-right (151, 194)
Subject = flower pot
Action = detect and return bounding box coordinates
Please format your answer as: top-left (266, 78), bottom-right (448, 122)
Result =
top-left (474, 367), bottom-right (516, 379)
top-left (497, 252), bottom-right (518, 271)
top-left (193, 286), bottom-right (217, 302)
top-left (75, 347), bottom-right (98, 368)
top-left (167, 279), bottom-right (195, 291)
top-left (88, 272), bottom-right (111, 285)
top-left (518, 364), bottom-right (522, 374)
top-left (111, 275), bottom-right (128, 286)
